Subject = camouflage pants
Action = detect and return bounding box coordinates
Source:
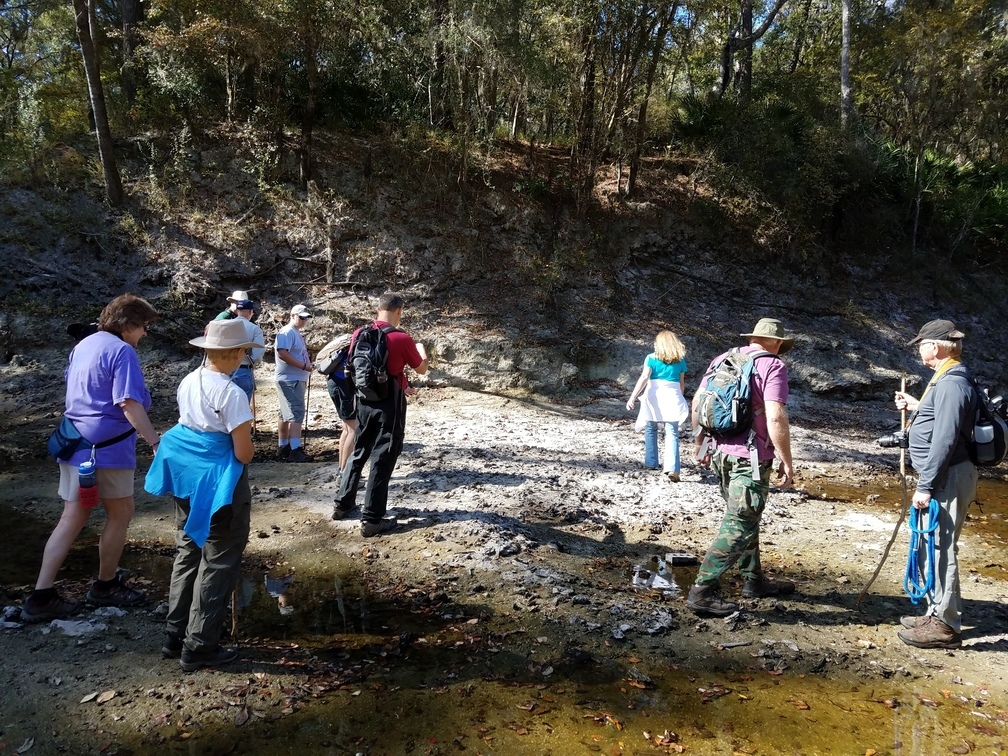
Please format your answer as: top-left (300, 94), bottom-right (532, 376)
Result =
top-left (694, 451), bottom-right (773, 587)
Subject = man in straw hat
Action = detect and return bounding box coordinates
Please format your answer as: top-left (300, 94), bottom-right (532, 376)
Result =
top-left (145, 319), bottom-right (264, 671)
top-left (214, 290), bottom-right (264, 403)
top-left (687, 317), bottom-right (797, 616)
top-left (892, 319), bottom-right (977, 649)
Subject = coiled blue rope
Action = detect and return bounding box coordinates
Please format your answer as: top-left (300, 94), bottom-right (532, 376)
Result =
top-left (904, 498), bottom-right (940, 605)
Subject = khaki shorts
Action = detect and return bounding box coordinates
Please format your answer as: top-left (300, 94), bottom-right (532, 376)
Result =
top-left (58, 463), bottom-right (135, 502)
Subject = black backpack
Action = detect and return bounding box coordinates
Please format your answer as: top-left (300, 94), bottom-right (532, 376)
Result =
top-left (348, 323), bottom-right (400, 401)
top-left (946, 367), bottom-right (1008, 467)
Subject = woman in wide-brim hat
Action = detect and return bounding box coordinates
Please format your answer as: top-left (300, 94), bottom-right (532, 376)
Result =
top-left (145, 319), bottom-right (264, 672)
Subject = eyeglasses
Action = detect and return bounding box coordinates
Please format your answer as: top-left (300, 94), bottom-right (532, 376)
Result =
top-left (297, 316), bottom-right (309, 321)
top-left (142, 324), bottom-right (149, 334)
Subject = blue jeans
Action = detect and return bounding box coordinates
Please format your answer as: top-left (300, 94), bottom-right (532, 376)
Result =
top-left (644, 421), bottom-right (680, 473)
top-left (231, 365), bottom-right (255, 402)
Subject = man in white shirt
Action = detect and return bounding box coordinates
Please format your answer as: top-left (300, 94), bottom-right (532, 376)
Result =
top-left (274, 304), bottom-right (313, 462)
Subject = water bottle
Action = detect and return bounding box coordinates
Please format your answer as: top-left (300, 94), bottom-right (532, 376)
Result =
top-left (78, 460), bottom-right (100, 509)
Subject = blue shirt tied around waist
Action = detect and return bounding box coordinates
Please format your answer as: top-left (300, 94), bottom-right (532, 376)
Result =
top-left (144, 424), bottom-right (244, 548)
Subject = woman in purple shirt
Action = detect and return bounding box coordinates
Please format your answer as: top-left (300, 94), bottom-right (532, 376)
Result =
top-left (22, 294), bottom-right (162, 622)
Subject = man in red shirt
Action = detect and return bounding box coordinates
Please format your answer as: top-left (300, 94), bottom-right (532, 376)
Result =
top-left (332, 293), bottom-right (429, 537)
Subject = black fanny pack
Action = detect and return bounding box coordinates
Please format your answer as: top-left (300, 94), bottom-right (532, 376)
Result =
top-left (47, 416), bottom-right (136, 461)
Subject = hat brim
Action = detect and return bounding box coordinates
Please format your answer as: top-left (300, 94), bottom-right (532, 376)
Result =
top-left (908, 330), bottom-right (965, 346)
top-left (740, 333), bottom-right (795, 354)
top-left (188, 336), bottom-right (263, 349)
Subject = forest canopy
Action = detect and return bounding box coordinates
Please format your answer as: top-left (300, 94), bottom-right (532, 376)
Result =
top-left (1, 0), bottom-right (1006, 262)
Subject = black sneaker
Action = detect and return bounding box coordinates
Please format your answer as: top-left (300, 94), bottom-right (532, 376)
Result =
top-left (277, 446), bottom-right (291, 461)
top-left (288, 447), bottom-right (314, 463)
top-left (86, 576), bottom-right (147, 607)
top-left (179, 646), bottom-right (239, 673)
top-left (361, 516), bottom-right (398, 538)
top-left (162, 635), bottom-right (184, 659)
top-left (21, 593), bottom-right (81, 623)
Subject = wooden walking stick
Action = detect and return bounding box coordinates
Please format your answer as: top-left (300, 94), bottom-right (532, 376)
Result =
top-left (856, 374), bottom-right (909, 605)
top-left (303, 371), bottom-right (312, 450)
top-left (250, 387), bottom-right (258, 440)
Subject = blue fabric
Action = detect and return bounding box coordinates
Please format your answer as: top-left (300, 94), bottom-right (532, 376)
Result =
top-left (644, 421), bottom-right (680, 473)
top-left (645, 355), bottom-right (687, 383)
top-left (230, 365), bottom-right (255, 401)
top-left (144, 424), bottom-right (244, 548)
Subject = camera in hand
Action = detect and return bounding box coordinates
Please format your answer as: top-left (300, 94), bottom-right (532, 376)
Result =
top-left (876, 430), bottom-right (909, 449)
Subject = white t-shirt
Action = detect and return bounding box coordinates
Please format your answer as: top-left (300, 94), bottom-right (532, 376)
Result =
top-left (177, 367), bottom-right (254, 433)
top-left (274, 324), bottom-right (310, 382)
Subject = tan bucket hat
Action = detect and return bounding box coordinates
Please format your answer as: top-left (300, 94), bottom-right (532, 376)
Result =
top-left (226, 290), bottom-right (251, 303)
top-left (189, 319), bottom-right (264, 350)
top-left (740, 317), bottom-right (796, 354)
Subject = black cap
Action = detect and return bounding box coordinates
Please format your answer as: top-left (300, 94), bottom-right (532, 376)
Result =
top-left (908, 319), bottom-right (965, 346)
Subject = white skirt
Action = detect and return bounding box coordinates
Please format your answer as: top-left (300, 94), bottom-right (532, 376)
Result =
top-left (635, 380), bottom-right (689, 432)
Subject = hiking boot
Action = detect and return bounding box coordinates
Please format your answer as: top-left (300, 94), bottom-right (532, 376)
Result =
top-left (161, 635), bottom-right (184, 659)
top-left (742, 577), bottom-right (796, 599)
top-left (21, 592), bottom-right (81, 623)
top-left (277, 446), bottom-right (291, 461)
top-left (900, 614), bottom-right (926, 629)
top-left (331, 501), bottom-right (354, 520)
top-left (288, 447), bottom-right (314, 463)
top-left (179, 646), bottom-right (239, 673)
top-left (86, 576), bottom-right (147, 607)
top-left (897, 616), bottom-right (961, 649)
top-left (666, 472), bottom-right (681, 483)
top-left (361, 516), bottom-right (398, 538)
top-left (686, 584), bottom-right (739, 617)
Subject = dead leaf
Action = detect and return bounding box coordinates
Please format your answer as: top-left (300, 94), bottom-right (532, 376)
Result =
top-left (865, 750), bottom-right (877, 756)
top-left (79, 692), bottom-right (98, 704)
top-left (234, 707), bottom-right (249, 727)
top-left (791, 699), bottom-right (811, 710)
top-left (96, 690), bottom-right (117, 705)
top-left (516, 702), bottom-right (536, 712)
top-left (16, 737), bottom-right (34, 754)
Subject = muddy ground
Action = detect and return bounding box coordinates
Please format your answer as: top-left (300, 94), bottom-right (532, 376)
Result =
top-left (1, 360), bottom-right (1007, 755)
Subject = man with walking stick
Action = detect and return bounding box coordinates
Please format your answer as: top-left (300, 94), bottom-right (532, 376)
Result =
top-left (274, 304), bottom-right (314, 462)
top-left (891, 319), bottom-right (977, 649)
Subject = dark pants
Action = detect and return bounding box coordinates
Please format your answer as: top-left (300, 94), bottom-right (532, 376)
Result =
top-left (166, 467), bottom-right (251, 652)
top-left (336, 388), bottom-right (407, 523)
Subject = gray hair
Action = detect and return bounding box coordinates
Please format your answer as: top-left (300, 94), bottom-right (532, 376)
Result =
top-left (934, 339), bottom-right (962, 358)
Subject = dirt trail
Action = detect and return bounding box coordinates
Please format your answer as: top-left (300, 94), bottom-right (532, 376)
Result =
top-left (1, 377), bottom-right (1007, 753)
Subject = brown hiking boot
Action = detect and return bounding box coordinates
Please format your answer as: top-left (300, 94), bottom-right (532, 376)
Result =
top-left (742, 577), bottom-right (796, 599)
top-left (900, 614), bottom-right (926, 629)
top-left (361, 516), bottom-right (398, 538)
top-left (21, 592), bottom-right (81, 623)
top-left (686, 584), bottom-right (739, 617)
top-left (897, 615), bottom-right (961, 649)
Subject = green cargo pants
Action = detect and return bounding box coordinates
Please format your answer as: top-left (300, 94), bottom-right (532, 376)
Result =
top-left (694, 451), bottom-right (773, 587)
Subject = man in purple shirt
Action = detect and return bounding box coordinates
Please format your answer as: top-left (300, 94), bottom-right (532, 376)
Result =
top-left (687, 318), bottom-right (797, 616)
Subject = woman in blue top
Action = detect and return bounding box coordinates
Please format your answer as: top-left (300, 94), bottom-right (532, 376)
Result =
top-left (627, 331), bottom-right (689, 481)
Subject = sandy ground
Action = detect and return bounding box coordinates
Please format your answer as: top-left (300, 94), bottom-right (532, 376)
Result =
top-left (2, 375), bottom-right (1008, 754)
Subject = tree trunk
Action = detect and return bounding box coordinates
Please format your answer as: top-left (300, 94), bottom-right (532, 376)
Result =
top-left (299, 30), bottom-right (318, 189)
top-left (788, 0), bottom-right (812, 73)
top-left (429, 0), bottom-right (449, 128)
top-left (572, 22), bottom-right (598, 209)
top-left (121, 0), bottom-right (140, 105)
top-left (717, 0), bottom-right (789, 98)
top-left (629, 3), bottom-right (676, 196)
top-left (737, 0), bottom-right (753, 101)
top-left (72, 0), bottom-right (123, 206)
top-left (840, 0), bottom-right (852, 130)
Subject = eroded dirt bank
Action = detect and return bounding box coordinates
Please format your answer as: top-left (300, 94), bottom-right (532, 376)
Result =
top-left (1, 382), bottom-right (1007, 755)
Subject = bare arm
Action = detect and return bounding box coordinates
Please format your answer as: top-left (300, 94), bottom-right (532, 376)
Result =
top-left (626, 365), bottom-right (652, 411)
top-left (765, 400), bottom-right (793, 487)
top-left (277, 348), bottom-right (312, 372)
top-left (119, 398), bottom-right (159, 447)
top-left (230, 420), bottom-right (254, 464)
top-left (412, 343), bottom-right (430, 376)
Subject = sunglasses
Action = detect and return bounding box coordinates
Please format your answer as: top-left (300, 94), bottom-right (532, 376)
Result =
top-left (297, 315), bottom-right (309, 321)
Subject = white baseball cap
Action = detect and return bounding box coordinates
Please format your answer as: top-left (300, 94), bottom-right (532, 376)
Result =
top-left (290, 304), bottom-right (313, 318)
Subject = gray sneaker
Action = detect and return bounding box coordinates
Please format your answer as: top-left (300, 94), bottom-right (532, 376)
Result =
top-left (361, 517), bottom-right (398, 538)
top-left (86, 577), bottom-right (146, 607)
top-left (21, 593), bottom-right (81, 623)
